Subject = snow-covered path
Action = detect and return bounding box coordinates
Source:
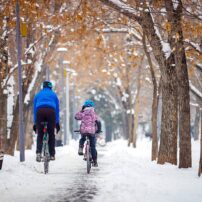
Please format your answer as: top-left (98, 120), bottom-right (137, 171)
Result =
top-left (0, 139), bottom-right (202, 202)
top-left (0, 141), bottom-right (101, 202)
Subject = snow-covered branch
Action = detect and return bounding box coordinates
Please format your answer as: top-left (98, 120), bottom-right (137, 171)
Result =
top-left (196, 63), bottom-right (202, 71)
top-left (189, 81), bottom-right (202, 100)
top-left (96, 27), bottom-right (142, 42)
top-left (98, 0), bottom-right (141, 22)
top-left (2, 60), bottom-right (32, 88)
top-left (185, 39), bottom-right (202, 54)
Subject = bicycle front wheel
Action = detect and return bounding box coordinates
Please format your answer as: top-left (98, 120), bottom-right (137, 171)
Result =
top-left (86, 145), bottom-right (91, 174)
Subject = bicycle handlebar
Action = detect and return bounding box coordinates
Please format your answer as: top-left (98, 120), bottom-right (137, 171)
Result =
top-left (74, 130), bottom-right (103, 134)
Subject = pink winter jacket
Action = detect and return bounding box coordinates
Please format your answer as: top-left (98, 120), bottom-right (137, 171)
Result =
top-left (75, 107), bottom-right (98, 135)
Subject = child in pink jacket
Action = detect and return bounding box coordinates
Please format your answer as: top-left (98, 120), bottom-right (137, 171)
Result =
top-left (75, 99), bottom-right (100, 167)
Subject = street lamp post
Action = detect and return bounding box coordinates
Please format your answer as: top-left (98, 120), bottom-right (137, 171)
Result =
top-left (16, 0), bottom-right (25, 162)
top-left (64, 68), bottom-right (69, 145)
top-left (63, 62), bottom-right (76, 144)
top-left (72, 79), bottom-right (77, 139)
top-left (63, 62), bottom-right (77, 143)
top-left (57, 48), bottom-right (67, 145)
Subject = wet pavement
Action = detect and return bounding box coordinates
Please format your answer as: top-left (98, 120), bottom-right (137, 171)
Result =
top-left (57, 175), bottom-right (98, 202)
top-left (45, 147), bottom-right (106, 202)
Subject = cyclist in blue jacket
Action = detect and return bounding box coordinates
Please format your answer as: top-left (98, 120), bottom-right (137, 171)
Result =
top-left (33, 81), bottom-right (60, 162)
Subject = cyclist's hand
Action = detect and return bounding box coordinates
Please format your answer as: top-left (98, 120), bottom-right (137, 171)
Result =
top-left (33, 124), bottom-right (36, 133)
top-left (56, 123), bottom-right (60, 133)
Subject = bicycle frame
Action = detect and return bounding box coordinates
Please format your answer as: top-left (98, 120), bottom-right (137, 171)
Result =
top-left (41, 122), bottom-right (50, 174)
top-left (74, 130), bottom-right (93, 174)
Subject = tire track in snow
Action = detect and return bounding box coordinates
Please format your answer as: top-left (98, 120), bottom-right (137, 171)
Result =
top-left (45, 147), bottom-right (107, 202)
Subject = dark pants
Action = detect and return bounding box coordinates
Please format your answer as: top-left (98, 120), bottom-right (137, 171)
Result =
top-left (36, 108), bottom-right (56, 156)
top-left (79, 134), bottom-right (97, 162)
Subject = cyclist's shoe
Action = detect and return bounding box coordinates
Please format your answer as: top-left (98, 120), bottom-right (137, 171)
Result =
top-left (78, 146), bottom-right (84, 155)
top-left (93, 161), bottom-right (98, 167)
top-left (50, 156), bottom-right (55, 161)
top-left (36, 153), bottom-right (41, 162)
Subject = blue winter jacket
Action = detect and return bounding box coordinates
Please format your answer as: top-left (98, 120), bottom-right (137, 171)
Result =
top-left (33, 88), bottom-right (60, 124)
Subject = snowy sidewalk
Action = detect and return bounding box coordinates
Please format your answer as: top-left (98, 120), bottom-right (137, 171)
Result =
top-left (0, 141), bottom-right (83, 202)
top-left (0, 139), bottom-right (202, 202)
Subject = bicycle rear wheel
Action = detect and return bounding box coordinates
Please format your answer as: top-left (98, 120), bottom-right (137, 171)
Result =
top-left (44, 157), bottom-right (49, 174)
top-left (43, 145), bottom-right (49, 174)
top-left (86, 144), bottom-right (91, 174)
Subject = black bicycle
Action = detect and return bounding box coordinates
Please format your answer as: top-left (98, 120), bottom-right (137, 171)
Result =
top-left (41, 122), bottom-right (50, 174)
top-left (74, 130), bottom-right (93, 174)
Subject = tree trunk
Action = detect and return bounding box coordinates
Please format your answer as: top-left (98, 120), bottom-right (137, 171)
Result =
top-left (133, 98), bottom-right (139, 148)
top-left (4, 97), bottom-right (19, 155)
top-left (164, 0), bottom-right (192, 168)
top-left (24, 103), bottom-right (33, 149)
top-left (0, 16), bottom-right (9, 154)
top-left (177, 55), bottom-right (192, 168)
top-left (125, 111), bottom-right (130, 141)
top-left (132, 56), bottom-right (143, 148)
top-left (128, 112), bottom-right (132, 145)
top-left (128, 89), bottom-right (133, 146)
top-left (122, 110), bottom-right (128, 140)
top-left (128, 113), bottom-right (133, 145)
top-left (158, 64), bottom-right (178, 165)
top-left (151, 85), bottom-right (159, 160)
top-left (142, 32), bottom-right (159, 161)
top-left (139, 9), bottom-right (178, 165)
top-left (0, 91), bottom-right (7, 152)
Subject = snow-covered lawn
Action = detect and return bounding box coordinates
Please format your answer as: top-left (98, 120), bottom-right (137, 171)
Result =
top-left (95, 139), bottom-right (202, 202)
top-left (0, 139), bottom-right (201, 202)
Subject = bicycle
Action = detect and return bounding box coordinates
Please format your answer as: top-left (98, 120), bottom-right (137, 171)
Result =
top-left (41, 122), bottom-right (50, 174)
top-left (74, 130), bottom-right (93, 174)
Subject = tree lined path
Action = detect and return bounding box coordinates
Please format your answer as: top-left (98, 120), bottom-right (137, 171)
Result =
top-left (0, 0), bottom-right (202, 201)
top-left (1, 140), bottom-right (202, 202)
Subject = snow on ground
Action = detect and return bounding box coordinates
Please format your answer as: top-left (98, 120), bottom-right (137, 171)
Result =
top-left (0, 141), bottom-right (82, 202)
top-left (95, 139), bottom-right (202, 202)
top-left (0, 139), bottom-right (202, 202)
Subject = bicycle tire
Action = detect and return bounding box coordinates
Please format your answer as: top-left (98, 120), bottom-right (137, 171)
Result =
top-left (43, 144), bottom-right (49, 174)
top-left (44, 157), bottom-right (49, 174)
top-left (86, 144), bottom-right (91, 174)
